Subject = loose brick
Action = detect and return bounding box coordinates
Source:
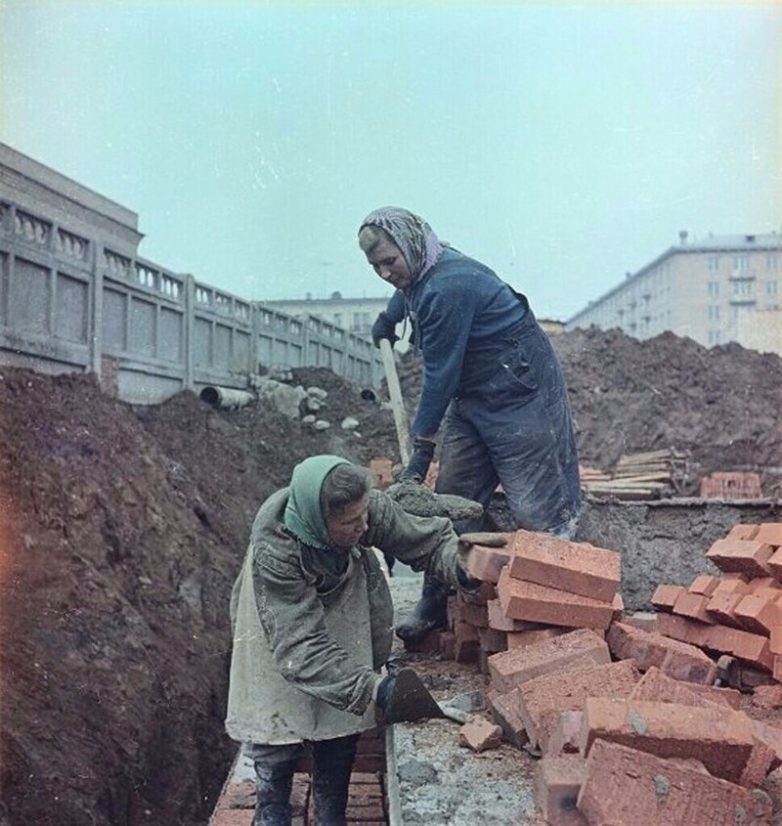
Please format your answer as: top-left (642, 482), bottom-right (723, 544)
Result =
top-left (705, 538), bottom-right (774, 577)
top-left (487, 628), bottom-right (610, 693)
top-left (748, 577), bottom-right (780, 594)
top-left (477, 626), bottom-right (507, 653)
top-left (463, 538), bottom-right (514, 583)
top-left (459, 600), bottom-right (489, 628)
top-left (486, 598), bottom-right (543, 632)
top-left (506, 627), bottom-right (571, 651)
top-left (726, 523), bottom-right (760, 541)
top-left (546, 710), bottom-right (584, 757)
top-left (650, 583), bottom-right (685, 612)
top-left (508, 530), bottom-right (620, 602)
top-left (579, 697), bottom-right (757, 784)
top-left (607, 622), bottom-right (717, 684)
top-left (487, 687), bottom-right (528, 749)
top-left (768, 548), bottom-right (782, 580)
top-left (771, 625), bottom-right (782, 655)
top-left (619, 611), bottom-right (658, 633)
top-left (672, 591), bottom-right (714, 624)
top-left (756, 523), bottom-right (782, 547)
top-left (517, 659), bottom-right (640, 750)
top-left (535, 756), bottom-right (587, 826)
top-left (688, 574), bottom-right (720, 596)
top-left (705, 590), bottom-right (745, 627)
top-left (629, 666), bottom-right (740, 709)
top-left (704, 625), bottom-right (773, 671)
top-left (734, 592), bottom-right (782, 635)
top-left (577, 739), bottom-right (773, 826)
top-left (752, 684), bottom-right (782, 709)
top-left (655, 611), bottom-right (713, 647)
top-left (497, 567), bottom-right (615, 630)
top-left (459, 716), bottom-right (503, 752)
top-left (454, 621), bottom-right (479, 663)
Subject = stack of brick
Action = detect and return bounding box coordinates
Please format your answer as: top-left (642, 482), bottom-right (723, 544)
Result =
top-left (649, 522), bottom-right (782, 683)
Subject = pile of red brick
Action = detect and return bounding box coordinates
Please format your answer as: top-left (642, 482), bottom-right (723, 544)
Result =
top-left (700, 471), bottom-right (763, 499)
top-left (414, 525), bottom-right (782, 825)
top-left (651, 522), bottom-right (782, 684)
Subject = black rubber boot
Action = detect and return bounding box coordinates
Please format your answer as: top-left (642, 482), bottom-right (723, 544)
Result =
top-left (253, 756), bottom-right (297, 826)
top-left (311, 734), bottom-right (359, 826)
top-left (395, 573), bottom-right (449, 643)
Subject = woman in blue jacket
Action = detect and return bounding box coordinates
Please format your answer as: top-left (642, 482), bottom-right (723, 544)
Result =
top-left (359, 206), bottom-right (581, 642)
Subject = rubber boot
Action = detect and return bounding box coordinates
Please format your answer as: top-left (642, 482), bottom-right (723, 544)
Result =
top-left (311, 734), bottom-right (359, 826)
top-left (395, 572), bottom-right (449, 643)
top-left (253, 756), bottom-right (298, 826)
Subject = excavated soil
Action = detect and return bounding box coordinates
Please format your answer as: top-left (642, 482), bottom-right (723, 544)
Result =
top-left (0, 328), bottom-right (781, 825)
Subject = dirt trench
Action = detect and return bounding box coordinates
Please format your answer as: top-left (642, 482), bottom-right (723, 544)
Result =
top-left (0, 327), bottom-right (780, 825)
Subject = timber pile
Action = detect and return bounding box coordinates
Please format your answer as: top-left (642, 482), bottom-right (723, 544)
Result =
top-left (581, 448), bottom-right (690, 500)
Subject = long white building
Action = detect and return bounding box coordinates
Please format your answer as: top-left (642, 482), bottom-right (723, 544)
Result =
top-left (566, 232), bottom-right (782, 356)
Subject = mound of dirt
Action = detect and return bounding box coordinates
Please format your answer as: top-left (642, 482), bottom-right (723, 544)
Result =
top-left (0, 367), bottom-right (396, 826)
top-left (397, 327), bottom-right (782, 494)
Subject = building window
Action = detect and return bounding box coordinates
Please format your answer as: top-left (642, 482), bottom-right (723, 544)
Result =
top-left (767, 280), bottom-right (778, 295)
top-left (733, 255), bottom-right (749, 273)
top-left (707, 305), bottom-right (720, 321)
top-left (733, 280), bottom-right (752, 296)
top-left (708, 330), bottom-right (721, 345)
top-left (707, 256), bottom-right (719, 272)
top-left (707, 281), bottom-right (720, 297)
top-left (767, 255), bottom-right (778, 271)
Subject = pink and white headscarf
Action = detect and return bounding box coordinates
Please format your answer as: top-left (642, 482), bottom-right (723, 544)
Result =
top-left (359, 207), bottom-right (444, 283)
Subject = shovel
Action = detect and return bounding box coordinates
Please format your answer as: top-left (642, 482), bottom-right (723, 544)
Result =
top-left (383, 670), bottom-right (485, 725)
top-left (378, 338), bottom-right (412, 466)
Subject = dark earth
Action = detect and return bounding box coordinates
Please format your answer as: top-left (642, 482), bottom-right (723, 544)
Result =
top-left (1, 327), bottom-right (781, 825)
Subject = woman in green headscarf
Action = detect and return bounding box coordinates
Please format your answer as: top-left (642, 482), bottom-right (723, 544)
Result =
top-left (225, 455), bottom-right (470, 826)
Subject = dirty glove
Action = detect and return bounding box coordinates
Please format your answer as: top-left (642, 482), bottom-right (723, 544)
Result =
top-left (374, 674), bottom-right (397, 710)
top-left (371, 312), bottom-right (399, 348)
top-left (399, 437), bottom-right (436, 483)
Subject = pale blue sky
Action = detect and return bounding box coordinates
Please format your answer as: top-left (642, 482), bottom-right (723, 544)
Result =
top-left (1, 2), bottom-right (780, 319)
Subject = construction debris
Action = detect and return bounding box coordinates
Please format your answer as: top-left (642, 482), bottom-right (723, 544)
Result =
top-left (580, 447), bottom-right (690, 500)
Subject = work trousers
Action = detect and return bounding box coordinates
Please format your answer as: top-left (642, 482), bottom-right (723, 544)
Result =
top-left (250, 733), bottom-right (360, 826)
top-left (436, 317), bottom-right (581, 537)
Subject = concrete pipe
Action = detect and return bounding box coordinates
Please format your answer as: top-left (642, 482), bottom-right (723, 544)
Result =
top-left (200, 386), bottom-right (255, 410)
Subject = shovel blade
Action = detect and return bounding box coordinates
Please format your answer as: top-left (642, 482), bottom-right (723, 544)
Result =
top-left (385, 669), bottom-right (446, 724)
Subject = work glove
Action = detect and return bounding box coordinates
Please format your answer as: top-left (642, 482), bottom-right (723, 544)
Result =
top-left (374, 673), bottom-right (397, 710)
top-left (398, 437), bottom-right (436, 483)
top-left (371, 312), bottom-right (399, 348)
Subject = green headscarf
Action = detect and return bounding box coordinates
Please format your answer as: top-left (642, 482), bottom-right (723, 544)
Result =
top-left (283, 455), bottom-right (351, 549)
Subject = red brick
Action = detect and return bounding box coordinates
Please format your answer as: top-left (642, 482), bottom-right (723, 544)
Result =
top-left (768, 548), bottom-right (782, 580)
top-left (726, 523), bottom-right (760, 541)
top-left (497, 567), bottom-right (615, 630)
top-left (655, 611), bottom-right (713, 647)
top-left (705, 590), bottom-right (745, 627)
top-left (486, 598), bottom-right (543, 632)
top-left (619, 611), bottom-right (658, 632)
top-left (774, 655), bottom-right (782, 682)
top-left (487, 628), bottom-right (610, 693)
top-left (454, 621), bottom-right (479, 663)
top-left (438, 631), bottom-right (456, 660)
top-left (506, 627), bottom-right (570, 651)
top-left (705, 538), bottom-right (774, 577)
top-left (535, 756), bottom-right (587, 826)
top-left (477, 626), bottom-right (507, 653)
top-left (517, 659), bottom-right (640, 750)
top-left (672, 591), bottom-right (714, 624)
top-left (487, 687), bottom-right (528, 749)
top-left (734, 592), bottom-right (782, 635)
top-left (508, 530), bottom-right (620, 602)
top-left (579, 697), bottom-right (757, 784)
top-left (705, 624), bottom-right (773, 671)
top-left (650, 583), bottom-right (685, 612)
top-left (577, 739), bottom-right (773, 826)
top-left (756, 523), bottom-right (782, 547)
top-left (545, 710), bottom-right (584, 756)
top-left (459, 716), bottom-right (503, 752)
top-left (629, 665), bottom-right (739, 709)
top-left (607, 622), bottom-right (717, 684)
top-left (752, 684), bottom-right (782, 709)
top-left (688, 574), bottom-right (720, 596)
top-left (459, 600), bottom-right (489, 628)
top-left (748, 577), bottom-right (780, 594)
top-left (463, 538), bottom-right (514, 583)
top-left (770, 625), bottom-right (782, 655)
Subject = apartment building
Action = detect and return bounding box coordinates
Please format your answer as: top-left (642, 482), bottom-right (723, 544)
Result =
top-left (566, 232), bottom-right (782, 356)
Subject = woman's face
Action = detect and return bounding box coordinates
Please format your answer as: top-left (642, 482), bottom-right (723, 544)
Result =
top-left (325, 494), bottom-right (370, 549)
top-left (359, 230), bottom-right (413, 291)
